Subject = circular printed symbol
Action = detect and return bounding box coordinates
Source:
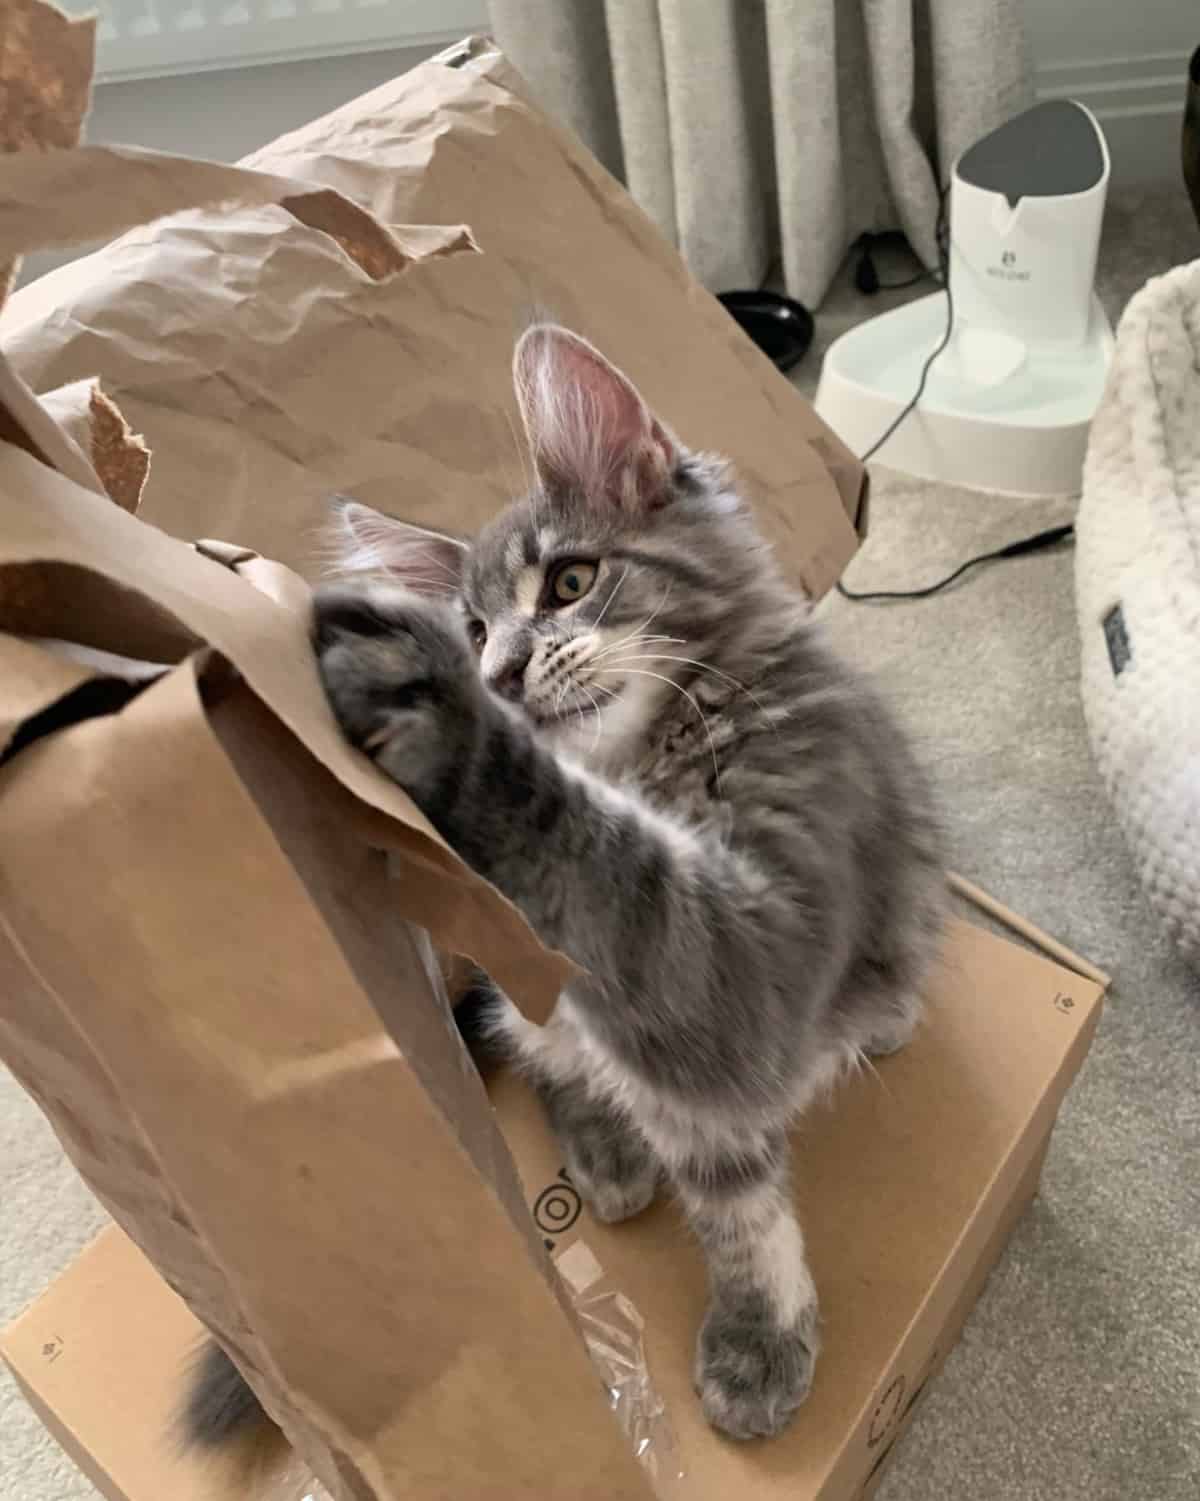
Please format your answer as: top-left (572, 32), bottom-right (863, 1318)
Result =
top-left (533, 1179), bottom-right (582, 1236)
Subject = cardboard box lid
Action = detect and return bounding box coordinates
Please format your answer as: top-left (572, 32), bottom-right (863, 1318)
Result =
top-left (488, 916), bottom-right (1104, 1500)
top-left (3, 915), bottom-right (1103, 1501)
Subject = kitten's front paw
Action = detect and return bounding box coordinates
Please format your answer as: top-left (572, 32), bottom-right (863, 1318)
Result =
top-left (695, 1295), bottom-right (819, 1441)
top-left (312, 584), bottom-right (479, 805)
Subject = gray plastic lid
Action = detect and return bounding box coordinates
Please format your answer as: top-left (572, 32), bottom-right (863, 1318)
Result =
top-left (956, 100), bottom-right (1105, 207)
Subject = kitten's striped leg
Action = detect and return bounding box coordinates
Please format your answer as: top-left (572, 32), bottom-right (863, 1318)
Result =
top-left (669, 1135), bottom-right (819, 1440)
top-left (489, 990), bottom-right (663, 1225)
top-left (539, 1073), bottom-right (663, 1224)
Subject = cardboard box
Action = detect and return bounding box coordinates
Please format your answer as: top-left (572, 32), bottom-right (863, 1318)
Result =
top-left (3, 914), bottom-right (1103, 1501)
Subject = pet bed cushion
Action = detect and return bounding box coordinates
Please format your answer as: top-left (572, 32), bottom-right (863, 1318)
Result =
top-left (1076, 261), bottom-right (1200, 964)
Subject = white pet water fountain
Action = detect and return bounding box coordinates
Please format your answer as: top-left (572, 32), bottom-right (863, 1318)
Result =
top-left (815, 100), bottom-right (1113, 497)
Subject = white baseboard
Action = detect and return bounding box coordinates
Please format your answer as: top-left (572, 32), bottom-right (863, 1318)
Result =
top-left (1035, 49), bottom-right (1193, 186)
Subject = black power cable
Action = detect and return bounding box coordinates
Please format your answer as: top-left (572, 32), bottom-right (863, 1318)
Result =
top-left (835, 522), bottom-right (1075, 601)
top-left (837, 186), bottom-right (1076, 603)
top-left (856, 186), bottom-right (951, 470)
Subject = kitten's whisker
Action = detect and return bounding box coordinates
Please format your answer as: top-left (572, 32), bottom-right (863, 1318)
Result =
top-left (632, 584), bottom-right (674, 640)
top-left (389, 576), bottom-right (458, 595)
top-left (850, 1047), bottom-right (890, 1097)
top-left (603, 652), bottom-right (749, 692)
top-left (590, 637), bottom-right (684, 665)
top-left (604, 652), bottom-right (778, 727)
top-left (591, 633), bottom-right (685, 663)
top-left (578, 682), bottom-right (606, 754)
top-left (591, 586), bottom-right (676, 665)
top-left (553, 675), bottom-right (571, 720)
top-left (591, 565), bottom-right (630, 631)
top-left (598, 665), bottom-right (722, 791)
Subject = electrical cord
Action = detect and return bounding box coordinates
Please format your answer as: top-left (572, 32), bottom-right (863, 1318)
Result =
top-left (836, 186), bottom-right (1077, 603)
top-left (853, 236), bottom-right (939, 295)
top-left (857, 276), bottom-right (954, 466)
top-left (835, 522), bottom-right (1075, 601)
top-left (857, 186), bottom-right (952, 468)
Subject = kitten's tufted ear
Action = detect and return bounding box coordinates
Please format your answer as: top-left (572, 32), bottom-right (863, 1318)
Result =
top-left (513, 324), bottom-right (678, 512)
top-left (327, 498), bottom-right (466, 596)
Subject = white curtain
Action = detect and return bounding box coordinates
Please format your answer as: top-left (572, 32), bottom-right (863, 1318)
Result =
top-left (487, 0), bottom-right (1032, 307)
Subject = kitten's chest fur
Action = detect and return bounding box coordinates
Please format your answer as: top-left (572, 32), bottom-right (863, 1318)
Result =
top-left (610, 674), bottom-right (771, 834)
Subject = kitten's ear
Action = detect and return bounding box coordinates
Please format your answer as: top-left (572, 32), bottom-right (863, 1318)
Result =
top-left (327, 498), bottom-right (466, 596)
top-left (513, 324), bottom-right (678, 511)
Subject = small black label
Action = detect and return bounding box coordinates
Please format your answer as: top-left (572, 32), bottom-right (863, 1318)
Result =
top-left (1103, 603), bottom-right (1131, 677)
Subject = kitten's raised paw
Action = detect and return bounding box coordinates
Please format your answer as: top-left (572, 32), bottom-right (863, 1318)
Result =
top-left (694, 1296), bottom-right (818, 1440)
top-left (312, 584), bottom-right (481, 805)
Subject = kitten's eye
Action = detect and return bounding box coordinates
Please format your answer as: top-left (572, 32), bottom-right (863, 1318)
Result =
top-left (468, 619), bottom-right (487, 650)
top-left (549, 560), bottom-right (597, 605)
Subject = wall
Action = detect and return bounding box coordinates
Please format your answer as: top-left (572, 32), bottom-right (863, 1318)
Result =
top-left (1028, 0), bottom-right (1195, 185)
top-left (18, 43), bottom-right (439, 285)
top-left (86, 45), bottom-right (438, 163)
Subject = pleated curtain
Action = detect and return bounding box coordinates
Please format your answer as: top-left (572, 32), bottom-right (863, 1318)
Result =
top-left (488, 0), bottom-right (1032, 306)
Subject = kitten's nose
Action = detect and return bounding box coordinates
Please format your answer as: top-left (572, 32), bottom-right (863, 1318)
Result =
top-left (488, 650), bottom-right (531, 703)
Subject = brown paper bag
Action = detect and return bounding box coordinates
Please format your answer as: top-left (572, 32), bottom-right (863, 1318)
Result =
top-left (0, 445), bottom-right (658, 1500)
top-left (2, 39), bottom-right (863, 596)
top-left (0, 13), bottom-right (651, 1498)
top-left (0, 11), bottom-right (863, 1499)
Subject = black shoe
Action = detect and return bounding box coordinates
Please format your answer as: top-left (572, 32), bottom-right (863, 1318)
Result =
top-left (716, 290), bottom-right (814, 372)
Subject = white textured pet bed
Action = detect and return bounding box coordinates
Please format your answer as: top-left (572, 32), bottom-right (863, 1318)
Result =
top-left (1076, 262), bottom-right (1200, 965)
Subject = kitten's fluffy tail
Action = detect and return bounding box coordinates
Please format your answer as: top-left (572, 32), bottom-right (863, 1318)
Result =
top-left (179, 980), bottom-right (509, 1449)
top-left (182, 1340), bottom-right (271, 1447)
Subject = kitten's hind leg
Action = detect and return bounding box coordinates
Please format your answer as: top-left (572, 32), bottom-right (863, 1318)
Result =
top-left (661, 1128), bottom-right (820, 1440)
top-left (488, 992), bottom-right (663, 1224)
top-left (539, 1074), bottom-right (663, 1224)
top-left (838, 954), bottom-right (926, 1061)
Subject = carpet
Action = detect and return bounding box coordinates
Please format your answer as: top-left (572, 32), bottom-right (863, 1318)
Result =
top-left (2, 186), bottom-right (1198, 1500)
top-left (813, 185), bottom-right (1200, 1501)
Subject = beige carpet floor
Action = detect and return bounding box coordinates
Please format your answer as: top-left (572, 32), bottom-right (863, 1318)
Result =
top-left (811, 185), bottom-right (1200, 1501)
top-left (2, 185), bottom-right (1199, 1500)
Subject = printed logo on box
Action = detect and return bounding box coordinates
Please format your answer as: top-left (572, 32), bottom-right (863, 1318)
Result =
top-left (531, 1168), bottom-right (582, 1251)
top-left (858, 1345), bottom-right (941, 1494)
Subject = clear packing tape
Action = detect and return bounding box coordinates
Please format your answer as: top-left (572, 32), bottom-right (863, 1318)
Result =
top-left (263, 1239), bottom-right (684, 1501)
top-left (558, 1241), bottom-right (686, 1492)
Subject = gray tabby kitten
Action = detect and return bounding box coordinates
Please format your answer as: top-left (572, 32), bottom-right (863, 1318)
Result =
top-left (183, 324), bottom-right (943, 1450)
top-left (310, 325), bottom-right (945, 1441)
